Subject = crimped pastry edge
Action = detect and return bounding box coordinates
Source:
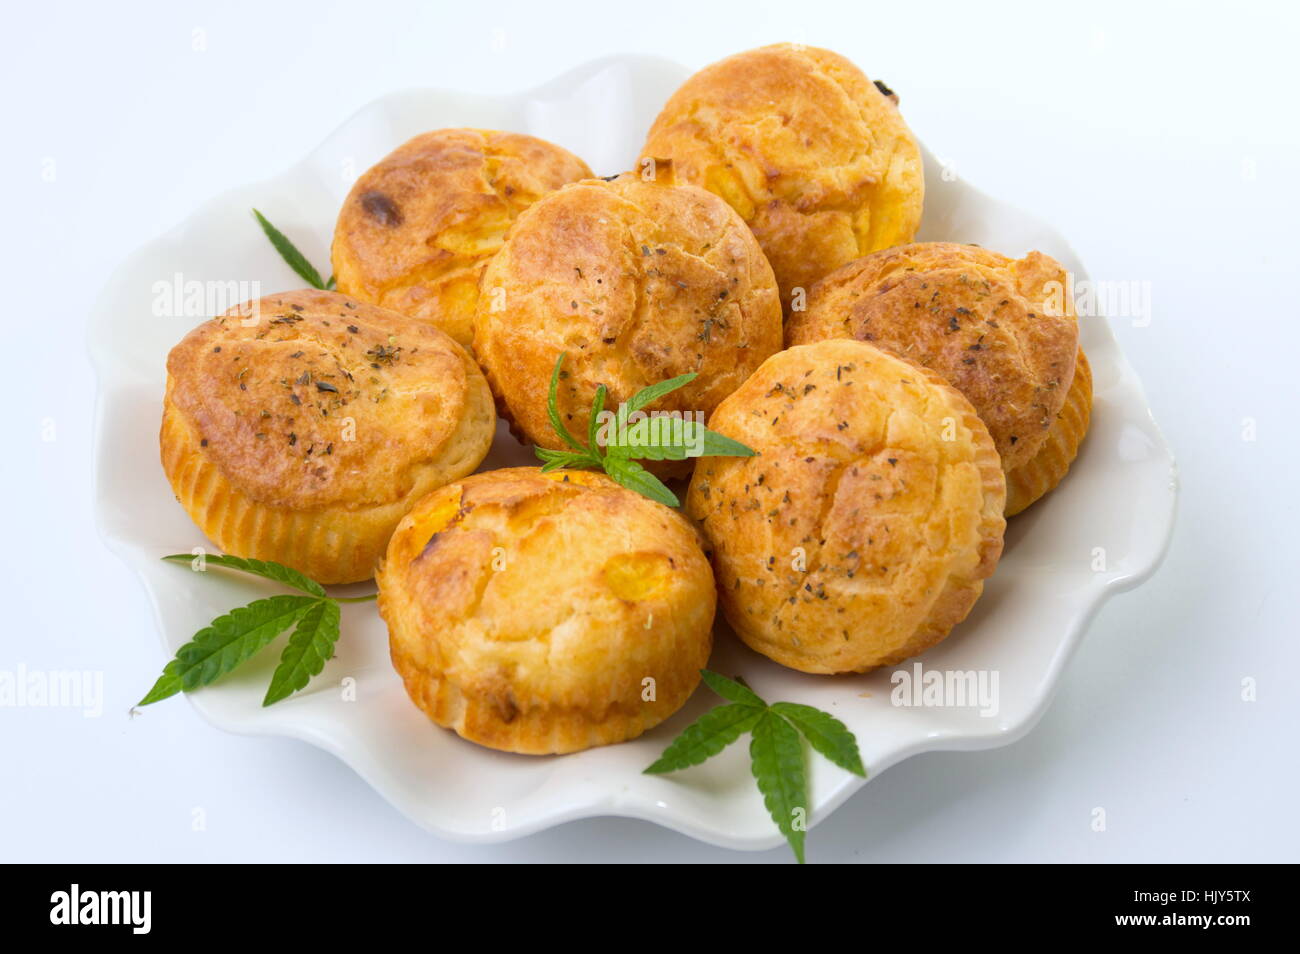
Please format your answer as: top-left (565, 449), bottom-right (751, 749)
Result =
top-left (1005, 348), bottom-right (1093, 516)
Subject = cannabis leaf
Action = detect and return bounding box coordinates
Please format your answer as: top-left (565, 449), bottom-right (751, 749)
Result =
top-left (263, 598), bottom-right (341, 707)
top-left (769, 702), bottom-right (867, 777)
top-left (644, 704), bottom-right (763, 774)
top-left (533, 353), bottom-right (756, 506)
top-left (139, 555), bottom-right (374, 708)
top-left (138, 595), bottom-right (315, 705)
top-left (751, 710), bottom-right (808, 862)
top-left (160, 552), bottom-right (325, 597)
top-left (603, 457), bottom-right (678, 508)
top-left (644, 670), bottom-right (866, 863)
top-left (253, 209), bottom-right (335, 290)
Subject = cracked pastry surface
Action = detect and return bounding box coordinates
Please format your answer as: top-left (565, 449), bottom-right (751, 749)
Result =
top-left (332, 129), bottom-right (592, 349)
top-left (160, 289), bottom-right (495, 583)
top-left (787, 242), bottom-right (1088, 509)
top-left (473, 172), bottom-right (782, 476)
top-left (641, 43), bottom-right (924, 312)
top-left (378, 467), bottom-right (715, 754)
top-left (686, 339), bottom-right (1005, 674)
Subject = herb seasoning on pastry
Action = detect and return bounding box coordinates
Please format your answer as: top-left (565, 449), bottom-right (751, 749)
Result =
top-left (331, 129), bottom-right (592, 350)
top-left (640, 43), bottom-right (924, 313)
top-left (686, 339), bottom-right (1005, 674)
top-left (473, 172), bottom-right (782, 478)
top-left (160, 290), bottom-right (495, 584)
top-left (377, 467), bottom-right (715, 755)
top-left (786, 242), bottom-right (1090, 515)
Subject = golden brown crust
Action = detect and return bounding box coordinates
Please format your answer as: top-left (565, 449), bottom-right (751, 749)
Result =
top-left (788, 242), bottom-right (1079, 474)
top-left (641, 43), bottom-right (924, 310)
top-left (332, 129), bottom-right (592, 349)
top-left (161, 290), bottom-right (495, 583)
top-left (377, 467), bottom-right (715, 754)
top-left (1006, 348), bottom-right (1092, 516)
top-left (473, 173), bottom-right (782, 475)
top-left (686, 339), bottom-right (1005, 674)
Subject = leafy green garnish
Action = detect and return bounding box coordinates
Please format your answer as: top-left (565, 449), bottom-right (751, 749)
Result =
top-left (603, 457), bottom-right (678, 508)
top-left (139, 555), bottom-right (374, 708)
top-left (263, 597), bottom-right (341, 707)
top-left (644, 703), bottom-right (763, 774)
top-left (253, 209), bottom-right (335, 290)
top-left (160, 552), bottom-right (325, 597)
top-left (645, 670), bottom-right (866, 863)
top-left (750, 710), bottom-right (809, 863)
top-left (769, 702), bottom-right (867, 777)
top-left (533, 353), bottom-right (756, 506)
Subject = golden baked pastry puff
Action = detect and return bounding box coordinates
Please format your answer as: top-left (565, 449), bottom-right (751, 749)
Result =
top-left (378, 468), bottom-right (716, 755)
top-left (332, 129), bottom-right (592, 349)
top-left (787, 242), bottom-right (1091, 515)
top-left (473, 172), bottom-right (782, 477)
top-left (160, 290), bottom-right (495, 584)
top-left (641, 43), bottom-right (924, 312)
top-left (687, 339), bottom-right (1006, 674)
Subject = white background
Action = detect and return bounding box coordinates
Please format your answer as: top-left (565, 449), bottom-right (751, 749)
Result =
top-left (2, 0), bottom-right (1297, 862)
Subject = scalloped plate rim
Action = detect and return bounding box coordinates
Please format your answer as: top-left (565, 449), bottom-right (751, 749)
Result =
top-left (88, 55), bottom-right (1178, 853)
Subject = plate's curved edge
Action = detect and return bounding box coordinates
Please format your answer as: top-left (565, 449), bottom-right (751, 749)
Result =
top-left (88, 57), bottom-right (1180, 854)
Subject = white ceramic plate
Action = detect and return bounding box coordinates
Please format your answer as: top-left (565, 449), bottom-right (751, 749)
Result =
top-left (89, 55), bottom-right (1177, 852)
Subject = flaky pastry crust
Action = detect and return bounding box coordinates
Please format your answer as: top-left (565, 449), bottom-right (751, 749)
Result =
top-left (641, 43), bottom-right (924, 310)
top-left (788, 242), bottom-right (1081, 477)
top-left (687, 339), bottom-right (1005, 673)
top-left (473, 173), bottom-right (782, 476)
top-left (332, 129), bottom-right (591, 349)
top-left (378, 468), bottom-right (715, 754)
top-left (161, 290), bottom-right (495, 583)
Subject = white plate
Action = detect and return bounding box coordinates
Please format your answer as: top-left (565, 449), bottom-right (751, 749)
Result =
top-left (89, 55), bottom-right (1177, 852)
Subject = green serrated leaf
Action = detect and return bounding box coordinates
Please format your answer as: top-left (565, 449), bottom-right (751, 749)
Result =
top-left (162, 553), bottom-right (326, 597)
top-left (602, 457), bottom-right (679, 507)
top-left (770, 702), bottom-right (866, 777)
top-left (607, 416), bottom-right (756, 462)
top-left (252, 209), bottom-right (328, 289)
top-left (263, 599), bottom-right (341, 706)
top-left (644, 703), bottom-right (763, 774)
top-left (137, 594), bottom-right (316, 706)
top-left (625, 372), bottom-right (697, 414)
top-left (607, 415), bottom-right (694, 461)
top-left (700, 669), bottom-right (767, 707)
top-left (534, 447), bottom-right (599, 473)
top-left (546, 353), bottom-right (588, 453)
top-left (138, 664), bottom-right (184, 706)
top-left (750, 711), bottom-right (809, 863)
top-left (700, 426), bottom-right (757, 458)
top-left (588, 384), bottom-right (608, 455)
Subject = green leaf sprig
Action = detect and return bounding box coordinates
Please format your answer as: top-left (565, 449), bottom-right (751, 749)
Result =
top-left (534, 353), bottom-right (756, 506)
top-left (645, 670), bottom-right (866, 863)
top-left (253, 209), bottom-right (336, 290)
top-left (138, 554), bottom-right (375, 709)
